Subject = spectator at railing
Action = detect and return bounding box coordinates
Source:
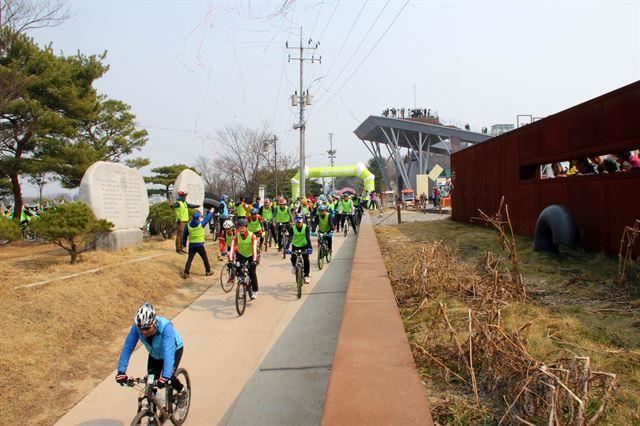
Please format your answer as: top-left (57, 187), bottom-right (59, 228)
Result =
top-left (614, 151), bottom-right (640, 171)
top-left (590, 155), bottom-right (620, 174)
top-left (574, 158), bottom-right (597, 176)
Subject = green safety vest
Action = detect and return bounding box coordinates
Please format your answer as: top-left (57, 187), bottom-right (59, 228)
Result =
top-left (176, 201), bottom-right (189, 222)
top-left (248, 217), bottom-right (262, 233)
top-left (353, 198), bottom-right (360, 207)
top-left (237, 232), bottom-right (253, 258)
top-left (300, 205), bottom-right (310, 216)
top-left (224, 231), bottom-right (234, 247)
top-left (341, 200), bottom-right (353, 213)
top-left (318, 214), bottom-right (331, 233)
top-left (275, 207), bottom-right (291, 223)
top-left (187, 223), bottom-right (205, 243)
top-left (237, 203), bottom-right (246, 217)
top-left (291, 224), bottom-right (308, 248)
top-left (262, 206), bottom-right (273, 221)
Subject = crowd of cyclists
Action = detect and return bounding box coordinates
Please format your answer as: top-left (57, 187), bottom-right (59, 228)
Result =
top-left (116, 190), bottom-right (372, 413)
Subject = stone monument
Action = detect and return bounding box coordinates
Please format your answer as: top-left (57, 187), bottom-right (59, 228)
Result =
top-left (171, 169), bottom-right (205, 213)
top-left (78, 161), bottom-right (149, 251)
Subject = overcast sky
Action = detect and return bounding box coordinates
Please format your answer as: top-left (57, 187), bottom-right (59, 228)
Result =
top-left (25, 0), bottom-right (640, 196)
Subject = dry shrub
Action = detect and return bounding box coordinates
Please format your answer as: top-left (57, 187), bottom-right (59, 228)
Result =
top-left (391, 200), bottom-right (618, 425)
top-left (619, 219), bottom-right (640, 287)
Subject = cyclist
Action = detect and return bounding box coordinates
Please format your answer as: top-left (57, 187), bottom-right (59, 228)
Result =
top-left (229, 218), bottom-right (259, 299)
top-left (218, 219), bottom-right (235, 261)
top-left (285, 215), bottom-right (313, 284)
top-left (116, 303), bottom-right (188, 407)
top-left (316, 205), bottom-right (334, 253)
top-left (340, 193), bottom-right (358, 235)
top-left (235, 197), bottom-right (248, 222)
top-left (218, 194), bottom-right (230, 222)
top-left (275, 197), bottom-right (292, 251)
top-left (248, 208), bottom-right (264, 248)
top-left (181, 210), bottom-right (215, 279)
top-left (260, 198), bottom-right (275, 246)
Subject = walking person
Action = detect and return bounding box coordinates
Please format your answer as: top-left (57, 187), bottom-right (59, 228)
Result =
top-left (181, 210), bottom-right (215, 279)
top-left (172, 191), bottom-right (200, 254)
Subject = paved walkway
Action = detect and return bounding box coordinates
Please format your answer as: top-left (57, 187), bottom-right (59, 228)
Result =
top-left (57, 233), bottom-right (356, 426)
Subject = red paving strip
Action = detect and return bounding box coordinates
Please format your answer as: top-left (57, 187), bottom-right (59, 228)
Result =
top-left (322, 214), bottom-right (433, 425)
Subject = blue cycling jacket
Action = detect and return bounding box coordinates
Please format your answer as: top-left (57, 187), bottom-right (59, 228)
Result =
top-left (117, 316), bottom-right (184, 379)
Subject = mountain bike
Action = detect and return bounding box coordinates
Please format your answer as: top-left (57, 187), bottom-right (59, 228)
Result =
top-left (262, 223), bottom-right (273, 252)
top-left (234, 261), bottom-right (253, 316)
top-left (292, 249), bottom-right (305, 299)
top-left (317, 232), bottom-right (332, 270)
top-left (126, 370), bottom-right (191, 426)
top-left (220, 261), bottom-right (235, 293)
top-left (277, 223), bottom-right (290, 258)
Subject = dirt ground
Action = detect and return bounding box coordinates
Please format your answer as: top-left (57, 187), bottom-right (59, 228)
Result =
top-left (376, 217), bottom-right (640, 425)
top-left (0, 237), bottom-right (222, 425)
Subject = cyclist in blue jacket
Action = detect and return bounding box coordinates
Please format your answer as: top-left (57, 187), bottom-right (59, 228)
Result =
top-left (115, 303), bottom-right (188, 407)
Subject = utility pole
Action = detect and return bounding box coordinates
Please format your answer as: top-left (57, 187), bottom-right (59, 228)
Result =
top-left (287, 26), bottom-right (320, 199)
top-left (327, 133), bottom-right (336, 192)
top-left (263, 135), bottom-right (278, 197)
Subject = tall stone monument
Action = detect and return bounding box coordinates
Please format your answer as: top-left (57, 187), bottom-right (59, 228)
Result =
top-left (79, 161), bottom-right (149, 251)
top-left (171, 169), bottom-right (205, 212)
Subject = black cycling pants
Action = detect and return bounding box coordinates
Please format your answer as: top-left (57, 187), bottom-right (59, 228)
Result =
top-left (290, 247), bottom-right (310, 276)
top-left (236, 254), bottom-right (258, 292)
top-left (148, 346), bottom-right (184, 392)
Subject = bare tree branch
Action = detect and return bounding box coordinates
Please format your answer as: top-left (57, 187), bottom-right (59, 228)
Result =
top-left (1, 0), bottom-right (70, 34)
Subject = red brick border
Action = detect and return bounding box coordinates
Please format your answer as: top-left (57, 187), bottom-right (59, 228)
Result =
top-left (322, 214), bottom-right (433, 425)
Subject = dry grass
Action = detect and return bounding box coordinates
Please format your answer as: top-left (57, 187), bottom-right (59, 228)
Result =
top-left (0, 238), bottom-right (221, 425)
top-left (376, 215), bottom-right (640, 425)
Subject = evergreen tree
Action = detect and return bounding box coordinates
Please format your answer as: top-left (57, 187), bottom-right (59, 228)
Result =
top-left (0, 30), bottom-right (108, 220)
top-left (29, 202), bottom-right (113, 264)
top-left (144, 164), bottom-right (195, 200)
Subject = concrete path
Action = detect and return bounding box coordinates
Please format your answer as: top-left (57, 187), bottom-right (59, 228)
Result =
top-left (57, 233), bottom-right (356, 426)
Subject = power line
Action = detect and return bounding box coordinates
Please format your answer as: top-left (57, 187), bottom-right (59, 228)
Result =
top-left (312, 0), bottom-right (390, 108)
top-left (311, 0), bottom-right (411, 118)
top-left (313, 0), bottom-right (368, 97)
top-left (317, 0), bottom-right (340, 42)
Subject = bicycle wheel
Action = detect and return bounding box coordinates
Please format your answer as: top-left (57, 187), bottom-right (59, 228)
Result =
top-left (317, 245), bottom-right (324, 270)
top-left (343, 223), bottom-right (348, 237)
top-left (130, 409), bottom-right (153, 426)
top-left (326, 247), bottom-right (332, 264)
top-left (170, 368), bottom-right (191, 425)
top-left (220, 264), bottom-right (234, 293)
top-left (296, 266), bottom-right (303, 299)
top-left (235, 281), bottom-right (247, 316)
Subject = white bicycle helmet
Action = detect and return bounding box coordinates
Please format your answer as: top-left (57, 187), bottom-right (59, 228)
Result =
top-left (223, 220), bottom-right (234, 230)
top-left (134, 302), bottom-right (157, 329)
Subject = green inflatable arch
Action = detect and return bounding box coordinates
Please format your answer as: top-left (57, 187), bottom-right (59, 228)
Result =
top-left (291, 163), bottom-right (375, 198)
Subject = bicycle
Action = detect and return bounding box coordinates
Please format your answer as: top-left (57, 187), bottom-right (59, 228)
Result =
top-left (277, 223), bottom-right (290, 258)
top-left (234, 261), bottom-right (253, 316)
top-left (220, 261), bottom-right (235, 293)
top-left (292, 249), bottom-right (305, 299)
top-left (20, 221), bottom-right (38, 243)
top-left (317, 232), bottom-right (332, 270)
top-left (343, 217), bottom-right (349, 237)
top-left (126, 369), bottom-right (191, 426)
top-left (262, 223), bottom-right (273, 252)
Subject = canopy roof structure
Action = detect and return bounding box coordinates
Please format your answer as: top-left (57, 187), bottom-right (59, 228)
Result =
top-left (354, 116), bottom-right (492, 192)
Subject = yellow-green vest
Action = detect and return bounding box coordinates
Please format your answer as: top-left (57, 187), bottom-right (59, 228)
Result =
top-left (275, 206), bottom-right (291, 223)
top-left (176, 201), bottom-right (189, 222)
top-left (248, 217), bottom-right (262, 233)
top-left (291, 224), bottom-right (308, 247)
top-left (318, 214), bottom-right (331, 233)
top-left (237, 203), bottom-right (246, 217)
top-left (187, 223), bottom-right (205, 243)
top-left (237, 232), bottom-right (253, 258)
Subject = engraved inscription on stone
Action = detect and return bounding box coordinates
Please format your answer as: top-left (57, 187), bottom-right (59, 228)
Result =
top-left (78, 161), bottom-right (149, 230)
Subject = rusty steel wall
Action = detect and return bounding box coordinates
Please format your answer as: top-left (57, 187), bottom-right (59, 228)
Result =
top-left (452, 80), bottom-right (640, 255)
